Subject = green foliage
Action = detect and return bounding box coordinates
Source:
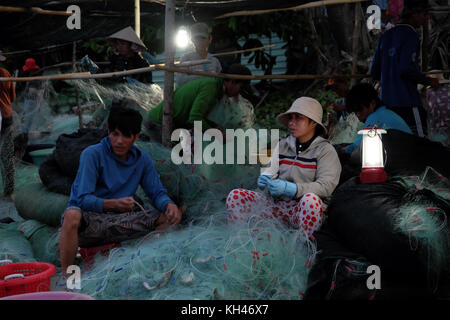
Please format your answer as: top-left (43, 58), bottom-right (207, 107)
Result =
top-left (213, 12), bottom-right (314, 75)
top-left (81, 37), bottom-right (108, 55)
top-left (141, 25), bottom-right (165, 55)
top-left (311, 89), bottom-right (338, 109)
top-left (254, 90), bottom-right (297, 131)
top-left (255, 85), bottom-right (338, 130)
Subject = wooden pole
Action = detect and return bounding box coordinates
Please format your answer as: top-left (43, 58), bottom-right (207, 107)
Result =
top-left (350, 2), bottom-right (361, 87)
top-left (211, 44), bottom-right (276, 57)
top-left (0, 59), bottom-right (211, 82)
top-left (2, 64), bottom-right (447, 83)
top-left (72, 42), bottom-right (82, 128)
top-left (215, 0), bottom-right (370, 19)
top-left (135, 0), bottom-right (141, 38)
top-left (162, 0), bottom-right (175, 147)
top-left (421, 21), bottom-right (429, 72)
top-left (0, 6), bottom-right (71, 16)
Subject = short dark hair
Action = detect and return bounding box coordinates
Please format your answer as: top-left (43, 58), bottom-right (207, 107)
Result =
top-left (346, 83), bottom-right (381, 113)
top-left (107, 104), bottom-right (142, 137)
top-left (224, 63), bottom-right (252, 85)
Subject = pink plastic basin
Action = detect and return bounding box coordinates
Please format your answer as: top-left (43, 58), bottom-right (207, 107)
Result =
top-left (0, 291), bottom-right (95, 300)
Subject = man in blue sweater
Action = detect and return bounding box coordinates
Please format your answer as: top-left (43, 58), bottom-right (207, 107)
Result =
top-left (342, 83), bottom-right (412, 155)
top-left (370, 0), bottom-right (439, 137)
top-left (59, 106), bottom-right (181, 275)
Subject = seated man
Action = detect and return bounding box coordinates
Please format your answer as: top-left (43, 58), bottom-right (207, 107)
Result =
top-left (342, 83), bottom-right (413, 155)
top-left (59, 106), bottom-right (182, 275)
top-left (145, 63), bottom-right (251, 141)
top-left (176, 22), bottom-right (222, 88)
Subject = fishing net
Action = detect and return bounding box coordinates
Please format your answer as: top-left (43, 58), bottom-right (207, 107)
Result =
top-left (77, 210), bottom-right (316, 300)
top-left (0, 228), bottom-right (35, 263)
top-left (392, 167), bottom-right (450, 287)
top-left (328, 112), bottom-right (363, 145)
top-left (4, 72), bottom-right (317, 300)
top-left (70, 77), bottom-right (163, 130)
top-left (207, 95), bottom-right (256, 130)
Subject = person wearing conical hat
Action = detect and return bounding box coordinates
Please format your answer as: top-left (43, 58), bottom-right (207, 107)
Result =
top-left (225, 97), bottom-right (342, 239)
top-left (81, 26), bottom-right (152, 84)
top-left (105, 26), bottom-right (153, 84)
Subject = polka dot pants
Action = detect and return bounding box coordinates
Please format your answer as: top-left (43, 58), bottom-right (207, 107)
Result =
top-left (226, 188), bottom-right (324, 238)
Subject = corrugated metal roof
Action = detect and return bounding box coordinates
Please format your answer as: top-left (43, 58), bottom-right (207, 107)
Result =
top-left (153, 32), bottom-right (287, 89)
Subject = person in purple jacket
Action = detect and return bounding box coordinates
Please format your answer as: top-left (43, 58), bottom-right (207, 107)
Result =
top-left (370, 0), bottom-right (439, 137)
top-left (59, 106), bottom-right (182, 276)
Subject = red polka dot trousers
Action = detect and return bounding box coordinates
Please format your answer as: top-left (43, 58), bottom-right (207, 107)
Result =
top-left (226, 188), bottom-right (323, 238)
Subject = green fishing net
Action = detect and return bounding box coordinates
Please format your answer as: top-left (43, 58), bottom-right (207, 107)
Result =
top-left (77, 211), bottom-right (316, 300)
top-left (393, 167), bottom-right (450, 287)
top-left (0, 228), bottom-right (35, 263)
top-left (328, 112), bottom-right (364, 145)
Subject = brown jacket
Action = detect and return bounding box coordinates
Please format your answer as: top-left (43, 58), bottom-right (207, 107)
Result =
top-left (0, 68), bottom-right (16, 118)
top-left (262, 135), bottom-right (342, 199)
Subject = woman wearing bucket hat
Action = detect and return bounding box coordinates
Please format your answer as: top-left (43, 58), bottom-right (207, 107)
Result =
top-left (226, 97), bottom-right (341, 238)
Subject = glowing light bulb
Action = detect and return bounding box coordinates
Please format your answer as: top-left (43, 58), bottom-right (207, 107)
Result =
top-left (175, 27), bottom-right (189, 49)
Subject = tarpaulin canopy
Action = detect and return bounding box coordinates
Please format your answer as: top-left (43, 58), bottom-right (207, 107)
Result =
top-left (0, 0), bottom-right (311, 50)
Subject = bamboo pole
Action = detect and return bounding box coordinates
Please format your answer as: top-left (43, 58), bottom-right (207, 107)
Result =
top-left (162, 0), bottom-right (175, 147)
top-left (2, 64), bottom-right (447, 83)
top-left (0, 6), bottom-right (72, 16)
top-left (135, 0), bottom-right (141, 38)
top-left (0, 5), bottom-right (124, 17)
top-left (72, 41), bottom-right (82, 128)
top-left (211, 44), bottom-right (276, 57)
top-left (0, 59), bottom-right (211, 82)
top-left (350, 2), bottom-right (361, 87)
top-left (215, 0), bottom-right (370, 19)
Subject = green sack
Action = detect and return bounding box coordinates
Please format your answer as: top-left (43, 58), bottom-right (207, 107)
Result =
top-left (14, 183), bottom-right (69, 227)
top-left (0, 229), bottom-right (35, 262)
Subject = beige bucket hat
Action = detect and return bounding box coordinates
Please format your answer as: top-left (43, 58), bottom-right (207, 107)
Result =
top-left (277, 97), bottom-right (327, 134)
top-left (108, 26), bottom-right (147, 50)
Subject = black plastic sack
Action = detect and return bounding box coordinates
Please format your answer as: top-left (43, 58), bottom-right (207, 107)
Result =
top-left (304, 225), bottom-right (438, 300)
top-left (383, 129), bottom-right (450, 177)
top-left (39, 128), bottom-right (107, 194)
top-left (335, 130), bottom-right (450, 186)
top-left (39, 153), bottom-right (72, 195)
top-left (325, 177), bottom-right (448, 288)
top-left (53, 128), bottom-right (108, 179)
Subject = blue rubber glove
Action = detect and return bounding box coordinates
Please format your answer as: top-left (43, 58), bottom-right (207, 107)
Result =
top-left (80, 55), bottom-right (99, 74)
top-left (267, 179), bottom-right (298, 199)
top-left (257, 174), bottom-right (272, 188)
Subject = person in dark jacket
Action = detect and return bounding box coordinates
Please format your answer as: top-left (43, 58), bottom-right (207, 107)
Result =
top-left (370, 0), bottom-right (439, 137)
top-left (59, 106), bottom-right (182, 276)
top-left (81, 26), bottom-right (152, 84)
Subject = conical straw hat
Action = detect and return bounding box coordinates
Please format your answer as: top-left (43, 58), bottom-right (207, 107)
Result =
top-left (108, 26), bottom-right (147, 50)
